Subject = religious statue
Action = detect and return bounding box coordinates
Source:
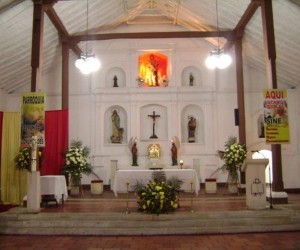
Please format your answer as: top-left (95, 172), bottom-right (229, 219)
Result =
top-left (171, 142), bottom-right (178, 166)
top-left (148, 54), bottom-right (159, 86)
top-left (189, 73), bottom-right (194, 86)
top-left (148, 111), bottom-right (160, 139)
top-left (129, 137), bottom-right (138, 166)
top-left (113, 75), bottom-right (118, 87)
top-left (188, 116), bottom-right (197, 143)
top-left (111, 110), bottom-right (123, 143)
top-left (171, 136), bottom-right (180, 166)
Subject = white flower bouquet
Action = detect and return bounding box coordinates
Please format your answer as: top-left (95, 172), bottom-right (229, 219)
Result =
top-left (62, 140), bottom-right (92, 186)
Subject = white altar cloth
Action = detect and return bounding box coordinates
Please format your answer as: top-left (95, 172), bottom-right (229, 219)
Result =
top-left (40, 175), bottom-right (68, 203)
top-left (112, 169), bottom-right (200, 197)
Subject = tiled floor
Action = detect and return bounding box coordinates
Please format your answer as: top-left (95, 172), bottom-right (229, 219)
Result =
top-left (1, 232), bottom-right (300, 250)
top-left (1, 188), bottom-right (300, 250)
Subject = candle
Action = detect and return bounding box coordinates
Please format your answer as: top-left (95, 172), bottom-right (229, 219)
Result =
top-left (31, 136), bottom-right (37, 171)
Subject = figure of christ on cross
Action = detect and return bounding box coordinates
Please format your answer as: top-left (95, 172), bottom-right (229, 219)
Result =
top-left (148, 111), bottom-right (160, 139)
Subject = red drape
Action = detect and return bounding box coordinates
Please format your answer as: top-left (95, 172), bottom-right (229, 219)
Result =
top-left (40, 110), bottom-right (68, 176)
top-left (0, 112), bottom-right (3, 187)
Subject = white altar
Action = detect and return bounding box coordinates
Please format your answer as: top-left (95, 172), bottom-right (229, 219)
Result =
top-left (112, 169), bottom-right (200, 197)
top-left (40, 175), bottom-right (68, 203)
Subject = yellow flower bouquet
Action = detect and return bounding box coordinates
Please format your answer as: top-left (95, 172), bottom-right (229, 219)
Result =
top-left (134, 171), bottom-right (182, 215)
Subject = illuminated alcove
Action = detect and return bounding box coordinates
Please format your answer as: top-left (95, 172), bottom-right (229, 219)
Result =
top-left (138, 52), bottom-right (168, 87)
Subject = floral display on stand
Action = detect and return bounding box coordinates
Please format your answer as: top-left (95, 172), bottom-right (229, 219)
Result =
top-left (15, 147), bottom-right (42, 171)
top-left (217, 136), bottom-right (247, 191)
top-left (62, 140), bottom-right (92, 186)
top-left (134, 171), bottom-right (182, 215)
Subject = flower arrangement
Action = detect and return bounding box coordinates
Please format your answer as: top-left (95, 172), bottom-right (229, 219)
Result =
top-left (62, 140), bottom-right (92, 186)
top-left (217, 136), bottom-right (247, 181)
top-left (15, 147), bottom-right (42, 171)
top-left (134, 171), bottom-right (182, 215)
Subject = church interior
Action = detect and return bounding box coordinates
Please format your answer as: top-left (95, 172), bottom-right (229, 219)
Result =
top-left (0, 0), bottom-right (300, 246)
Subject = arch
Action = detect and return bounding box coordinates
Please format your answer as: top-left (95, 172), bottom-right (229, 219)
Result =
top-left (104, 106), bottom-right (127, 144)
top-left (140, 104), bottom-right (168, 140)
top-left (105, 67), bottom-right (126, 88)
top-left (181, 66), bottom-right (202, 86)
top-left (138, 52), bottom-right (168, 87)
top-left (181, 105), bottom-right (204, 143)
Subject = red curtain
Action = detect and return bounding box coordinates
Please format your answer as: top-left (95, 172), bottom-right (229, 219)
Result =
top-left (0, 112), bottom-right (3, 187)
top-left (40, 110), bottom-right (68, 176)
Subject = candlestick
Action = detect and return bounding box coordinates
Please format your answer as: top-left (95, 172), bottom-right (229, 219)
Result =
top-left (179, 160), bottom-right (183, 169)
top-left (125, 180), bottom-right (130, 214)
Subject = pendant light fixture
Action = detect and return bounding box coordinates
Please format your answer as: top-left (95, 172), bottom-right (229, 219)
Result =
top-left (205, 0), bottom-right (232, 70)
top-left (75, 0), bottom-right (101, 74)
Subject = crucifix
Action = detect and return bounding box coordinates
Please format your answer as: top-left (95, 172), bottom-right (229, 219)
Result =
top-left (148, 111), bottom-right (160, 139)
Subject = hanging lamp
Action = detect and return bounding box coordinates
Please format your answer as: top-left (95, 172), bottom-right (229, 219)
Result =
top-left (75, 0), bottom-right (101, 74)
top-left (205, 0), bottom-right (232, 70)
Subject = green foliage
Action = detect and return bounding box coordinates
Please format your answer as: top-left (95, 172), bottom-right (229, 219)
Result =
top-left (62, 140), bottom-right (92, 185)
top-left (133, 171), bottom-right (182, 215)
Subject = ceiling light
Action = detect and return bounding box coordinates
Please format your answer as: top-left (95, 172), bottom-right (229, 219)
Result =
top-left (75, 0), bottom-right (101, 74)
top-left (205, 49), bottom-right (232, 69)
top-left (205, 0), bottom-right (232, 70)
top-left (75, 53), bottom-right (101, 75)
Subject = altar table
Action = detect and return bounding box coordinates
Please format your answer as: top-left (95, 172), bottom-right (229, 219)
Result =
top-left (112, 169), bottom-right (200, 197)
top-left (40, 175), bottom-right (68, 204)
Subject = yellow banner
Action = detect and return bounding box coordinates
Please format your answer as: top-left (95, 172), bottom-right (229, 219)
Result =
top-left (21, 92), bottom-right (45, 147)
top-left (263, 89), bottom-right (290, 144)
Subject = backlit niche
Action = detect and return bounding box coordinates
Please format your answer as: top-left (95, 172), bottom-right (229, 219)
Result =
top-left (138, 52), bottom-right (168, 87)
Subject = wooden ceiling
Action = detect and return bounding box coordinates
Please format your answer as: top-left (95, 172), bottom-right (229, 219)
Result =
top-left (0, 0), bottom-right (299, 93)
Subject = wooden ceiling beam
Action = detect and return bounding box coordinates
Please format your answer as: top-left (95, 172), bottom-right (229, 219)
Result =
top-left (68, 30), bottom-right (235, 43)
top-left (223, 0), bottom-right (261, 50)
top-left (44, 5), bottom-right (82, 57)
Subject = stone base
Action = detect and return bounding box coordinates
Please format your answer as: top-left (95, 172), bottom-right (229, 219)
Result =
top-left (267, 191), bottom-right (288, 204)
top-left (205, 179), bottom-right (217, 194)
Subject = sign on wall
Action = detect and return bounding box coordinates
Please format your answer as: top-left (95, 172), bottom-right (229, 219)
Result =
top-left (21, 92), bottom-right (45, 147)
top-left (263, 89), bottom-right (290, 144)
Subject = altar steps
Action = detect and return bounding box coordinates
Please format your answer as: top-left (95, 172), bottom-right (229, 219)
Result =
top-left (1, 204), bottom-right (300, 235)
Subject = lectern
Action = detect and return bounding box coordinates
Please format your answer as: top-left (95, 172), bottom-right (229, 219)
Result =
top-left (243, 159), bottom-right (269, 209)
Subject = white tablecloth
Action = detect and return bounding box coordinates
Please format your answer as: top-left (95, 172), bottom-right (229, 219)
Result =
top-left (40, 175), bottom-right (68, 203)
top-left (112, 169), bottom-right (200, 197)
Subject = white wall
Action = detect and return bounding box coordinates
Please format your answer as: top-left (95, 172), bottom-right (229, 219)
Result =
top-left (2, 37), bottom-right (300, 189)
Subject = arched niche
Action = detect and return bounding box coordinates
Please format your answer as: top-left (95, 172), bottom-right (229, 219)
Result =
top-left (105, 67), bottom-right (126, 88)
top-left (181, 105), bottom-right (204, 143)
top-left (138, 52), bottom-right (168, 87)
top-left (104, 106), bottom-right (127, 144)
top-left (181, 66), bottom-right (202, 86)
top-left (140, 104), bottom-right (168, 140)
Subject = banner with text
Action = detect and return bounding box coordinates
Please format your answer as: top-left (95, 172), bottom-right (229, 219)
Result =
top-left (263, 89), bottom-right (290, 144)
top-left (21, 92), bottom-right (45, 147)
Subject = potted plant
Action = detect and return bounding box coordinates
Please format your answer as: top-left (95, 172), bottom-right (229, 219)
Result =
top-left (62, 140), bottom-right (92, 195)
top-left (217, 136), bottom-right (247, 193)
top-left (133, 171), bottom-right (182, 215)
top-left (15, 147), bottom-right (43, 171)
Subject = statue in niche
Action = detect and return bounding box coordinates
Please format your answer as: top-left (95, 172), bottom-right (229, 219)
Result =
top-left (111, 109), bottom-right (123, 143)
top-left (188, 116), bottom-right (197, 143)
top-left (113, 75), bottom-right (118, 87)
top-left (129, 137), bottom-right (138, 166)
top-left (148, 111), bottom-right (160, 139)
top-left (189, 73), bottom-right (194, 86)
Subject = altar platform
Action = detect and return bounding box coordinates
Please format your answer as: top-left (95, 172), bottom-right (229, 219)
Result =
top-left (1, 187), bottom-right (300, 237)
